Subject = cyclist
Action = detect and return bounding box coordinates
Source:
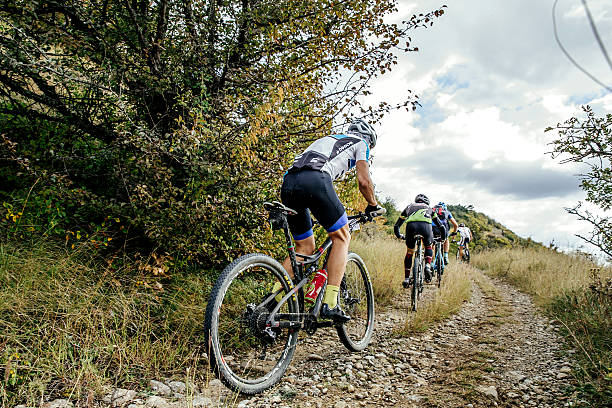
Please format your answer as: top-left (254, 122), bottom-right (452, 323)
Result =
top-left (456, 223), bottom-right (472, 260)
top-left (432, 202), bottom-right (458, 265)
top-left (276, 119), bottom-right (382, 323)
top-left (394, 194), bottom-right (446, 286)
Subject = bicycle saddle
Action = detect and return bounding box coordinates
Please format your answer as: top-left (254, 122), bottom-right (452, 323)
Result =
top-left (264, 201), bottom-right (297, 216)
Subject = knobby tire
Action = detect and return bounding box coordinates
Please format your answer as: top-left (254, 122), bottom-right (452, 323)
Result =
top-left (436, 244), bottom-right (443, 288)
top-left (204, 253), bottom-right (299, 395)
top-left (336, 252), bottom-right (375, 351)
top-left (411, 241), bottom-right (422, 312)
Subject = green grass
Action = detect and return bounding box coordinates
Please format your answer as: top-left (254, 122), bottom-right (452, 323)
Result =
top-left (548, 285), bottom-right (612, 406)
top-left (0, 241), bottom-right (214, 407)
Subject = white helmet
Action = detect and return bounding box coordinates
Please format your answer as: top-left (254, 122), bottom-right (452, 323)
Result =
top-left (348, 119), bottom-right (377, 148)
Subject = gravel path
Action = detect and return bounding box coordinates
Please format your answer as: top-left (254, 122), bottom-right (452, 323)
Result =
top-left (40, 267), bottom-right (575, 408)
top-left (238, 268), bottom-right (573, 408)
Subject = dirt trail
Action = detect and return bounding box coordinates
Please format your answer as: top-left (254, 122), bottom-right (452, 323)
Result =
top-left (239, 268), bottom-right (574, 408)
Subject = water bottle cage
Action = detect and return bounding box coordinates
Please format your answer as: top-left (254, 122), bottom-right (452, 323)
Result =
top-left (268, 210), bottom-right (286, 231)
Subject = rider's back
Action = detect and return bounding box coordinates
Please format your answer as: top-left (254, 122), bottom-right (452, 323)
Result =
top-left (400, 202), bottom-right (435, 224)
top-left (289, 134), bottom-right (370, 181)
top-left (457, 225), bottom-right (470, 238)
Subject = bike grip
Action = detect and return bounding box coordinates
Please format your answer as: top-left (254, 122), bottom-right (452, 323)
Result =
top-left (371, 208), bottom-right (387, 217)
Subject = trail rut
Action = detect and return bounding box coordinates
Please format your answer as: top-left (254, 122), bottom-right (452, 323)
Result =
top-left (238, 268), bottom-right (573, 408)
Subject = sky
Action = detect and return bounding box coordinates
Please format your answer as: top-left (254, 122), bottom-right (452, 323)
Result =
top-left (367, 0), bottom-right (612, 255)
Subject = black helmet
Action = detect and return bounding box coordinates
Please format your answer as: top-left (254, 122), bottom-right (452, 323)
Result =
top-left (415, 194), bottom-right (429, 205)
top-left (459, 223), bottom-right (465, 227)
top-left (348, 119), bottom-right (377, 148)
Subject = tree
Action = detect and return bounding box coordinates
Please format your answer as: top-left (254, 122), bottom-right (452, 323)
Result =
top-left (0, 0), bottom-right (446, 263)
top-left (547, 105), bottom-right (612, 260)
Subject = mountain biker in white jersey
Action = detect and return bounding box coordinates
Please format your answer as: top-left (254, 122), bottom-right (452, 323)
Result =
top-left (277, 119), bottom-right (382, 322)
top-left (456, 223), bottom-right (472, 260)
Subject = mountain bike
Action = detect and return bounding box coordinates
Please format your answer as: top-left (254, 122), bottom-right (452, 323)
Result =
top-left (462, 245), bottom-right (471, 263)
top-left (203, 201), bottom-right (385, 394)
top-left (408, 234), bottom-right (425, 311)
top-left (455, 239), bottom-right (470, 263)
top-left (431, 235), bottom-right (445, 288)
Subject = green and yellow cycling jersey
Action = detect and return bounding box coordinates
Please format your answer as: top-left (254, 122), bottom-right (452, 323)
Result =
top-left (405, 208), bottom-right (432, 223)
top-left (397, 203), bottom-right (438, 223)
top-left (394, 202), bottom-right (445, 240)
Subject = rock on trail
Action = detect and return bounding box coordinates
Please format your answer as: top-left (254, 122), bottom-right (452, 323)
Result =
top-left (35, 269), bottom-right (574, 408)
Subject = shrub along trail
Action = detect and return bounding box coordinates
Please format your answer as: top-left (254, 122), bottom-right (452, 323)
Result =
top-left (235, 266), bottom-right (574, 408)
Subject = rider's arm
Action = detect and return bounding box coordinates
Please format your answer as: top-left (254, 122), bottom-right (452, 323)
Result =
top-left (394, 215), bottom-right (406, 239)
top-left (449, 217), bottom-right (459, 233)
top-left (394, 207), bottom-right (408, 239)
top-left (356, 160), bottom-right (377, 206)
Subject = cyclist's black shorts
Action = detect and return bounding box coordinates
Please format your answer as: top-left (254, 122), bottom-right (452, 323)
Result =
top-left (405, 221), bottom-right (433, 248)
top-left (460, 237), bottom-right (470, 246)
top-left (280, 169), bottom-right (347, 240)
top-left (432, 223), bottom-right (447, 240)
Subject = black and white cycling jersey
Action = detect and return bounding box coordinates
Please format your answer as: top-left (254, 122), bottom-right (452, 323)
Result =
top-left (457, 226), bottom-right (471, 240)
top-left (288, 133), bottom-right (370, 181)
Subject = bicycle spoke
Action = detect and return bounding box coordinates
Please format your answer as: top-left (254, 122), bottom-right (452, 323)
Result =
top-left (216, 267), bottom-right (293, 379)
top-left (341, 259), bottom-right (367, 336)
top-left (205, 254), bottom-right (299, 392)
top-left (337, 252), bottom-right (375, 351)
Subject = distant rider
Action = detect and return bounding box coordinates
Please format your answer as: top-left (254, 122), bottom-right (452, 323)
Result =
top-left (432, 202), bottom-right (458, 264)
top-left (394, 194), bottom-right (446, 285)
top-left (277, 119), bottom-right (382, 322)
top-left (455, 223), bottom-right (472, 260)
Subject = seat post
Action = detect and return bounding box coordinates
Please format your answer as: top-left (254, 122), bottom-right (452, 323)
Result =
top-left (282, 217), bottom-right (301, 279)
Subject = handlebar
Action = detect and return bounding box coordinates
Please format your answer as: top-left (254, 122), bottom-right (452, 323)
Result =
top-left (347, 208), bottom-right (387, 221)
top-left (347, 208), bottom-right (386, 232)
top-left (310, 208), bottom-right (386, 228)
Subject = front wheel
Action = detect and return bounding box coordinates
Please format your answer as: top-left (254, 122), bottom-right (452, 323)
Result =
top-left (204, 253), bottom-right (299, 394)
top-left (435, 246), bottom-right (443, 288)
top-left (337, 252), bottom-right (375, 351)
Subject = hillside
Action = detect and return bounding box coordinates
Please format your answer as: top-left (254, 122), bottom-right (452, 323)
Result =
top-left (380, 200), bottom-right (543, 252)
top-left (447, 204), bottom-right (542, 252)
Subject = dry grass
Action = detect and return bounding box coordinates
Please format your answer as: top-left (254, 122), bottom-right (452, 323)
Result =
top-left (0, 242), bottom-right (213, 407)
top-left (472, 247), bottom-right (612, 406)
top-left (0, 226), bottom-right (410, 406)
top-left (349, 224), bottom-right (405, 306)
top-left (471, 246), bottom-right (608, 304)
top-left (396, 263), bottom-right (473, 334)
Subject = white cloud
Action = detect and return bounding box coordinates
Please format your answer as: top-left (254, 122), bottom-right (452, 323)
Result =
top-left (542, 94), bottom-right (577, 117)
top-left (367, 0), bottom-right (611, 257)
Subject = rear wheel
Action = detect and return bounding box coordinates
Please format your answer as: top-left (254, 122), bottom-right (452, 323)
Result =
top-left (204, 254), bottom-right (299, 394)
top-left (337, 252), bottom-right (375, 351)
top-left (436, 245), bottom-right (443, 288)
top-left (410, 242), bottom-right (422, 312)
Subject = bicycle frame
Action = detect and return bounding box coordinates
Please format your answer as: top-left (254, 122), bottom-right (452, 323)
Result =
top-left (263, 210), bottom-right (364, 331)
